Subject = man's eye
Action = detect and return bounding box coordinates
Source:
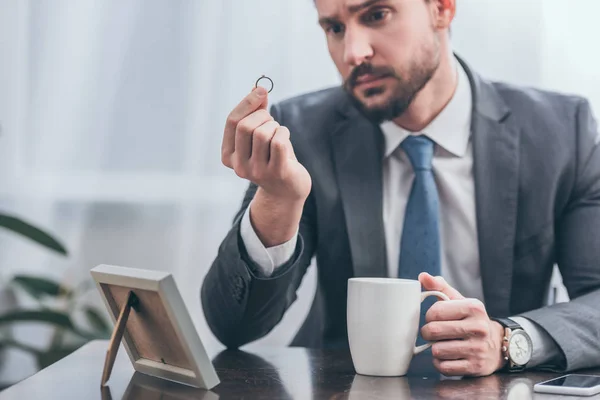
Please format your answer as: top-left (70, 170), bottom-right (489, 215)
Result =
top-left (364, 9), bottom-right (390, 23)
top-left (327, 24), bottom-right (344, 35)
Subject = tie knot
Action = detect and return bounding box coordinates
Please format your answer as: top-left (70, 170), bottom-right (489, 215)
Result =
top-left (400, 135), bottom-right (434, 171)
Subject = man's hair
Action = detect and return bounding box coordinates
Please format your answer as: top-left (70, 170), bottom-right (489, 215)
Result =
top-left (312, 0), bottom-right (452, 35)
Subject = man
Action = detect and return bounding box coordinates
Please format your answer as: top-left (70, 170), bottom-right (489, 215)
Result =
top-left (201, 0), bottom-right (600, 376)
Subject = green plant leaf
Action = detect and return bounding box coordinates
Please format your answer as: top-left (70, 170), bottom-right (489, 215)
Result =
top-left (0, 310), bottom-right (75, 330)
top-left (0, 213), bottom-right (68, 255)
top-left (84, 307), bottom-right (111, 336)
top-left (0, 310), bottom-right (99, 339)
top-left (11, 275), bottom-right (72, 299)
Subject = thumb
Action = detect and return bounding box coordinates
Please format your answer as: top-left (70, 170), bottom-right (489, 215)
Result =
top-left (251, 86), bottom-right (269, 111)
top-left (418, 272), bottom-right (464, 300)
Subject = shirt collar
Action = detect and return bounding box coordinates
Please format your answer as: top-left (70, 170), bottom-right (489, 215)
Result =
top-left (380, 59), bottom-right (473, 158)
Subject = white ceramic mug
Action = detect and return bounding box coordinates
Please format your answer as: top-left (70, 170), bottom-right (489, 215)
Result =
top-left (347, 278), bottom-right (450, 377)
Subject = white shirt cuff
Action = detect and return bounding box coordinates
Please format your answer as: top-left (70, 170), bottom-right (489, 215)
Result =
top-left (239, 203), bottom-right (298, 277)
top-left (510, 316), bottom-right (562, 368)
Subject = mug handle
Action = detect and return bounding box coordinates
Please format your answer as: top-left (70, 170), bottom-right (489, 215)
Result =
top-left (413, 291), bottom-right (450, 355)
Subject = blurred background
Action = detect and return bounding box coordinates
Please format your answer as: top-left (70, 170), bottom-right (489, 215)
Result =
top-left (0, 0), bottom-right (598, 388)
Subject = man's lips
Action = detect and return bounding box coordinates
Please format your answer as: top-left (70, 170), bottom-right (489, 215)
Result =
top-left (354, 74), bottom-right (390, 87)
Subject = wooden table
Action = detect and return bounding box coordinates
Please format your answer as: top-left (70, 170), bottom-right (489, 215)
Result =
top-left (1, 340), bottom-right (599, 399)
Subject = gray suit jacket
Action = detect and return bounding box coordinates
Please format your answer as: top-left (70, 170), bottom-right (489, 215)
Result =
top-left (201, 58), bottom-right (600, 372)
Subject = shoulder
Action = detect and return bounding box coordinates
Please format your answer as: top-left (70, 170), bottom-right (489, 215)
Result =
top-left (273, 86), bottom-right (345, 114)
top-left (492, 81), bottom-right (600, 159)
top-left (492, 80), bottom-right (600, 190)
top-left (270, 86), bottom-right (347, 133)
top-left (492, 81), bottom-right (590, 128)
top-left (268, 86), bottom-right (350, 167)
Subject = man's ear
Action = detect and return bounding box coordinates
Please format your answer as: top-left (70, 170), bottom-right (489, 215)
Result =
top-left (429, 0), bottom-right (456, 32)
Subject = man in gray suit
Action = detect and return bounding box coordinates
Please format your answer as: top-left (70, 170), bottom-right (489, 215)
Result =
top-left (201, 0), bottom-right (600, 376)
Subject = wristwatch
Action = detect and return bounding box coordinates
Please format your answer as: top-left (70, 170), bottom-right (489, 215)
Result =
top-left (491, 317), bottom-right (533, 372)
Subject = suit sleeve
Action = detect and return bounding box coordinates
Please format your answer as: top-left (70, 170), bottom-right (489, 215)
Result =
top-left (518, 98), bottom-right (600, 371)
top-left (200, 104), bottom-right (317, 349)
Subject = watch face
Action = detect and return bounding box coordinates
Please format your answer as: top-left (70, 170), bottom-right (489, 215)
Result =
top-left (508, 331), bottom-right (533, 366)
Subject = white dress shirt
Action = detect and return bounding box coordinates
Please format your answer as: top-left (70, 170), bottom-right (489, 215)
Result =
top-left (239, 61), bottom-right (560, 368)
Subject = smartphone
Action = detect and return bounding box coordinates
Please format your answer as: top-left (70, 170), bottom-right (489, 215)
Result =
top-left (534, 374), bottom-right (600, 396)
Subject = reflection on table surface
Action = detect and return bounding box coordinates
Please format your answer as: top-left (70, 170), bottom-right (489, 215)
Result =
top-left (1, 340), bottom-right (600, 400)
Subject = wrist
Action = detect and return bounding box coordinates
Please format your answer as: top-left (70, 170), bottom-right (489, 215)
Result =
top-left (491, 317), bottom-right (533, 372)
top-left (255, 186), bottom-right (307, 208)
top-left (492, 320), bottom-right (509, 372)
top-left (250, 188), bottom-right (305, 247)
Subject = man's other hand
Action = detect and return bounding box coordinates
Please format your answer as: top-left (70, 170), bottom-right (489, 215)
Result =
top-left (419, 272), bottom-right (506, 377)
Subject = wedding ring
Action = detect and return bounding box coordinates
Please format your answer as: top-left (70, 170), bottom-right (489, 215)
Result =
top-left (255, 75), bottom-right (274, 93)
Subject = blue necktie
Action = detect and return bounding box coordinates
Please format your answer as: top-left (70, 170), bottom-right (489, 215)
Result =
top-left (398, 136), bottom-right (441, 344)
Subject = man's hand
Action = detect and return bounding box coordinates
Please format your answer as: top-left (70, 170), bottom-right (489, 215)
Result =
top-left (419, 272), bottom-right (506, 377)
top-left (222, 87), bottom-right (312, 247)
top-left (222, 87), bottom-right (312, 203)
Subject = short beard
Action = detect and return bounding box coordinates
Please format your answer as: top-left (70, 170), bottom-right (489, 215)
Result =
top-left (343, 49), bottom-right (439, 124)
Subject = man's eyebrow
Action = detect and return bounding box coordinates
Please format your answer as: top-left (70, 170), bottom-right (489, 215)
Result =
top-left (318, 16), bottom-right (339, 27)
top-left (318, 0), bottom-right (387, 26)
top-left (348, 0), bottom-right (387, 14)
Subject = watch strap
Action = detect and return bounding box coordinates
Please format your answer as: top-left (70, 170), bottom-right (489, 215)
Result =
top-left (491, 317), bottom-right (521, 330)
top-left (491, 317), bottom-right (527, 372)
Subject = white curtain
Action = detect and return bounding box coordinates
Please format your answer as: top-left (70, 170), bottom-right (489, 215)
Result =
top-left (1, 0), bottom-right (598, 384)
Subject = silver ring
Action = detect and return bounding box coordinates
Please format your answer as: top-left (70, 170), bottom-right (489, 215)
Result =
top-left (255, 75), bottom-right (274, 93)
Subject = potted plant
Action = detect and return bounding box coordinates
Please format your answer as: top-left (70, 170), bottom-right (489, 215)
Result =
top-left (0, 213), bottom-right (111, 388)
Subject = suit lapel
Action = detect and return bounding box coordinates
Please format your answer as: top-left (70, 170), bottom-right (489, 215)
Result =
top-left (331, 100), bottom-right (387, 278)
top-left (462, 59), bottom-right (520, 317)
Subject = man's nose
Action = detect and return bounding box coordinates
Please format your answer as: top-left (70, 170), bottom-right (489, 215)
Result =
top-left (343, 28), bottom-right (374, 67)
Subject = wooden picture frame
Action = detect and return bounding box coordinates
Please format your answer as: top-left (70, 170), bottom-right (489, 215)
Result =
top-left (90, 264), bottom-right (220, 390)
